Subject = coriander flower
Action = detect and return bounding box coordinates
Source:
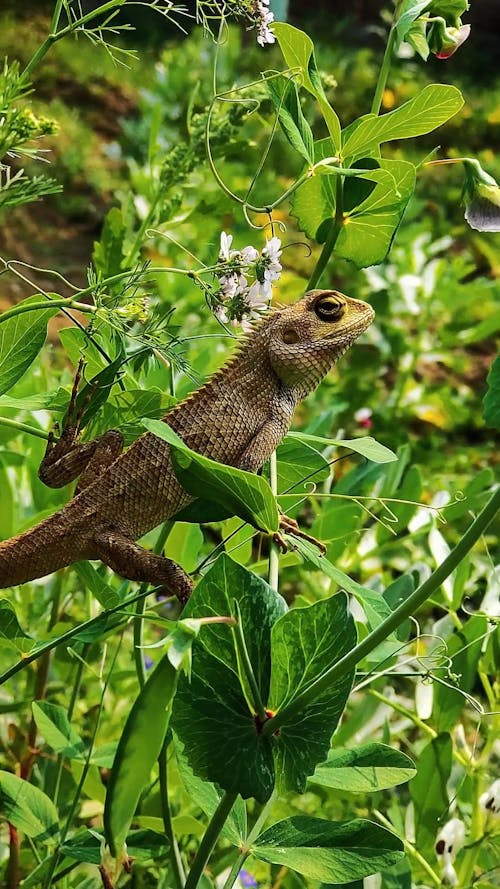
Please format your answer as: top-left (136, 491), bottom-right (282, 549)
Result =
top-left (480, 778), bottom-right (500, 817)
top-left (255, 0), bottom-right (276, 47)
top-left (212, 230), bottom-right (282, 328)
top-left (219, 231), bottom-right (234, 261)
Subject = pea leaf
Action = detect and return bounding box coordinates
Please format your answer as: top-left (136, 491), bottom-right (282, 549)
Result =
top-left (268, 593), bottom-right (356, 794)
top-left (143, 418), bottom-right (279, 533)
top-left (176, 746), bottom-right (247, 845)
top-left (273, 23), bottom-right (341, 152)
top-left (32, 701), bottom-right (84, 758)
top-left (395, 0), bottom-right (432, 45)
top-left (0, 296), bottom-right (59, 396)
top-left (309, 742), bottom-right (416, 791)
top-left (341, 84), bottom-right (464, 163)
top-left (0, 771), bottom-right (59, 842)
top-left (253, 816), bottom-right (404, 882)
top-left (287, 432), bottom-right (397, 463)
top-left (410, 734), bottom-right (452, 853)
top-left (267, 75), bottom-right (314, 164)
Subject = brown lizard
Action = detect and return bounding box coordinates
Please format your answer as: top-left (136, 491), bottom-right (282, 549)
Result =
top-left (0, 289), bottom-right (374, 602)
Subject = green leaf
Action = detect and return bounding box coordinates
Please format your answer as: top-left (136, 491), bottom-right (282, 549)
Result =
top-left (483, 354), bottom-right (500, 429)
top-left (143, 418), bottom-right (279, 533)
top-left (62, 828), bottom-right (169, 865)
top-left (268, 75), bottom-right (314, 164)
top-left (277, 436), bottom-right (330, 495)
top-left (0, 598), bottom-right (33, 653)
top-left (92, 206), bottom-right (127, 282)
top-left (336, 161), bottom-right (417, 268)
top-left (273, 23), bottom-right (341, 152)
top-left (104, 626), bottom-right (197, 856)
top-left (74, 561), bottom-right (122, 609)
top-left (0, 770), bottom-right (59, 842)
top-left (253, 816), bottom-right (404, 882)
top-left (176, 746), bottom-right (247, 845)
top-left (288, 432), bottom-right (397, 463)
top-left (395, 0), bottom-right (432, 45)
top-left (290, 138), bottom-right (337, 240)
top-left (0, 296), bottom-right (59, 396)
top-left (341, 84), bottom-right (464, 162)
top-left (269, 594), bottom-right (356, 794)
top-left (32, 701), bottom-right (84, 758)
top-left (432, 615), bottom-right (488, 732)
top-left (172, 555), bottom-right (287, 803)
top-left (410, 734), bottom-right (452, 853)
top-left (309, 742), bottom-right (416, 791)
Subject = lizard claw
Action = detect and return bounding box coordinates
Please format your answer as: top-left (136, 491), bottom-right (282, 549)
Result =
top-left (278, 514), bottom-right (327, 555)
top-left (272, 531), bottom-right (289, 554)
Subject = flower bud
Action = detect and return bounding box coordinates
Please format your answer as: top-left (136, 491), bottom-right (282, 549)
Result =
top-left (462, 159), bottom-right (500, 232)
top-left (428, 18), bottom-right (471, 58)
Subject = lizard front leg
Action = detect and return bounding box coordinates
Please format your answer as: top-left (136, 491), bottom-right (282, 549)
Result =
top-left (94, 529), bottom-right (193, 606)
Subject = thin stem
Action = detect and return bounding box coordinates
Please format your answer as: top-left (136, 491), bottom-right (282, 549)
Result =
top-left (222, 794), bottom-right (275, 889)
top-left (158, 737), bottom-right (186, 889)
top-left (373, 810), bottom-right (441, 887)
top-left (262, 487), bottom-right (499, 735)
top-left (370, 25), bottom-right (397, 116)
top-left (307, 175), bottom-right (344, 290)
top-left (133, 521), bottom-right (173, 688)
top-left (268, 451), bottom-right (280, 592)
top-left (0, 298), bottom-right (95, 325)
top-left (185, 792), bottom-right (238, 889)
top-left (0, 418), bottom-right (50, 441)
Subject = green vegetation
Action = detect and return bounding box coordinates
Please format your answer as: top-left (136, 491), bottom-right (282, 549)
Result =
top-left (0, 2), bottom-right (498, 888)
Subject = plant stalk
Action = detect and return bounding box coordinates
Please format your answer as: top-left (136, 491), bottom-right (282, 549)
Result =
top-left (158, 737), bottom-right (185, 889)
top-left (371, 25), bottom-right (397, 116)
top-left (185, 792), bottom-right (238, 889)
top-left (263, 487), bottom-right (499, 735)
top-left (307, 175), bottom-right (344, 290)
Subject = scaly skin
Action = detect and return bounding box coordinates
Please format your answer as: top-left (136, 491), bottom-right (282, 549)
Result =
top-left (0, 290), bottom-right (374, 601)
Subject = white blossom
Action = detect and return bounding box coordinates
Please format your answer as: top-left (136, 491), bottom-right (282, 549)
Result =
top-left (435, 819), bottom-right (466, 887)
top-left (480, 778), bottom-right (500, 816)
top-left (241, 245), bottom-right (259, 262)
top-left (213, 230), bottom-right (282, 328)
top-left (255, 0), bottom-right (275, 47)
top-left (219, 231), bottom-right (234, 261)
top-left (441, 859), bottom-right (459, 886)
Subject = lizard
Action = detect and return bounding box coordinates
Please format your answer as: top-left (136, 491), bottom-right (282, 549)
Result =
top-left (0, 289), bottom-right (374, 603)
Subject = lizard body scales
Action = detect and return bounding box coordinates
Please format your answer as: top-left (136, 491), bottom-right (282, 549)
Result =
top-left (0, 290), bottom-right (374, 600)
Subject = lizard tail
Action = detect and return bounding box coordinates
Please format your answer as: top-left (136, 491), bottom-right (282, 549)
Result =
top-left (0, 513), bottom-right (87, 588)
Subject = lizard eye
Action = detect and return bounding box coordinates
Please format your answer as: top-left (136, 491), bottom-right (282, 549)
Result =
top-left (315, 295), bottom-right (344, 322)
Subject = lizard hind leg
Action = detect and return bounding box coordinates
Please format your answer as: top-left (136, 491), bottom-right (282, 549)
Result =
top-left (94, 529), bottom-right (193, 606)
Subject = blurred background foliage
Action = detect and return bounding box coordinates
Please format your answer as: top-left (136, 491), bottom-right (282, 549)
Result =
top-left (0, 2), bottom-right (498, 886)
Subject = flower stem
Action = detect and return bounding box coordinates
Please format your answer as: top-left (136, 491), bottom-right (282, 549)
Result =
top-left (0, 298), bottom-right (95, 325)
top-left (0, 417), bottom-right (50, 441)
top-left (185, 791), bottom-right (239, 889)
top-left (371, 25), bottom-right (397, 116)
top-left (263, 487), bottom-right (500, 735)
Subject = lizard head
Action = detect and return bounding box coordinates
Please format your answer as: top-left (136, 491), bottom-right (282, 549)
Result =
top-left (266, 289), bottom-right (375, 395)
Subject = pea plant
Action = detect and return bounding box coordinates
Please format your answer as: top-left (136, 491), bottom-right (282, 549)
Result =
top-left (0, 2), bottom-right (498, 888)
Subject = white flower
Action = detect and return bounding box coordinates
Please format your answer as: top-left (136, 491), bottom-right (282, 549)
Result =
top-left (255, 0), bottom-right (275, 46)
top-left (480, 778), bottom-right (500, 816)
top-left (241, 245), bottom-right (259, 262)
top-left (246, 280), bottom-right (269, 309)
top-left (214, 304), bottom-right (229, 324)
top-left (435, 819), bottom-right (466, 861)
top-left (219, 231), bottom-right (233, 261)
top-left (441, 859), bottom-right (458, 886)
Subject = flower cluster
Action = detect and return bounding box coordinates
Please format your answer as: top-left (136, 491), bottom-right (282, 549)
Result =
top-left (214, 231), bottom-right (282, 331)
top-left (254, 0), bottom-right (276, 47)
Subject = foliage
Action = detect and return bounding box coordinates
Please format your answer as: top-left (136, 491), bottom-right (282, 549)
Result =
top-left (0, 3), bottom-right (498, 889)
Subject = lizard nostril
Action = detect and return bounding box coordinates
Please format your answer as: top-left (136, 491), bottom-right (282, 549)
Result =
top-left (282, 329), bottom-right (300, 344)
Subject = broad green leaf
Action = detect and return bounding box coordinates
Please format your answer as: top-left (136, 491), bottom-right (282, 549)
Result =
top-left (309, 742), bottom-right (416, 791)
top-left (0, 598), bottom-right (33, 653)
top-left (290, 138), bottom-right (337, 239)
top-left (269, 593), bottom-right (356, 794)
top-left (268, 75), bottom-right (314, 164)
top-left (288, 432), bottom-right (397, 463)
top-left (410, 734), bottom-right (452, 853)
top-left (0, 770), bottom-right (59, 842)
top-left (101, 387), bottom-right (176, 446)
top-left (176, 745), bottom-right (247, 845)
top-left (277, 436), bottom-right (330, 495)
top-left (92, 206), bottom-right (127, 282)
top-left (341, 84), bottom-right (464, 162)
top-left (336, 161), bottom-right (417, 267)
top-left (432, 615), bottom-right (488, 732)
top-left (143, 418), bottom-right (279, 533)
top-left (253, 816), bottom-right (404, 882)
top-left (273, 23), bottom-right (341, 151)
top-left (104, 623), bottom-right (198, 856)
top-left (32, 701), bottom-right (84, 758)
top-left (74, 561), bottom-right (122, 609)
top-left (0, 296), bottom-right (59, 396)
top-left (483, 353), bottom-right (500, 429)
top-left (172, 555), bottom-right (287, 802)
top-left (0, 389), bottom-right (68, 412)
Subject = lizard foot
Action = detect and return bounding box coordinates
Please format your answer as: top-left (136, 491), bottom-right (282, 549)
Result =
top-left (278, 514), bottom-right (327, 555)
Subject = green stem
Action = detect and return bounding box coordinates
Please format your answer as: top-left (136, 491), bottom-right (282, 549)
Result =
top-left (268, 451), bottom-right (280, 592)
top-left (0, 417), bottom-right (50, 441)
top-left (222, 795), bottom-right (275, 889)
top-left (133, 521), bottom-right (173, 688)
top-left (263, 487), bottom-right (500, 736)
top-left (374, 810), bottom-right (441, 887)
top-left (0, 298), bottom-right (95, 325)
top-left (370, 25), bottom-right (397, 116)
top-left (49, 0), bottom-right (65, 32)
top-left (158, 737), bottom-right (185, 889)
top-left (307, 176), bottom-right (344, 290)
top-left (185, 792), bottom-right (238, 889)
